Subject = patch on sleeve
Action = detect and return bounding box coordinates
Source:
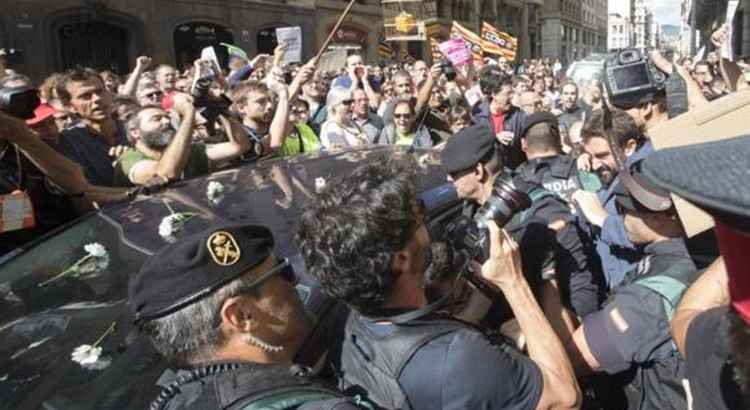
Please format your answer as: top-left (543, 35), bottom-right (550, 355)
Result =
top-left (609, 307), bottom-right (629, 333)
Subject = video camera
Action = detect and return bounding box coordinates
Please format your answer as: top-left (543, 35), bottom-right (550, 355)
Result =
top-left (0, 86), bottom-right (40, 119)
top-left (603, 48), bottom-right (669, 108)
top-left (421, 175), bottom-right (531, 294)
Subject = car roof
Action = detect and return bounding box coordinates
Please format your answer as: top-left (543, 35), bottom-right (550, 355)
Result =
top-left (0, 146), bottom-right (446, 409)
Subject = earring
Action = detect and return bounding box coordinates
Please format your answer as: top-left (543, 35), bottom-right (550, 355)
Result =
top-left (241, 333), bottom-right (284, 353)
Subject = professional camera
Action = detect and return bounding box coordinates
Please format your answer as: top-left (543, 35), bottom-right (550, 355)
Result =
top-left (0, 86), bottom-right (40, 119)
top-left (190, 60), bottom-right (231, 132)
top-left (436, 59), bottom-right (457, 81)
top-left (603, 48), bottom-right (669, 108)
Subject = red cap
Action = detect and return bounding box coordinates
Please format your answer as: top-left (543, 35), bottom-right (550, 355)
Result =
top-left (26, 103), bottom-right (59, 125)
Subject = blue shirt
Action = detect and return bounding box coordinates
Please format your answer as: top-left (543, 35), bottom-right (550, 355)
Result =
top-left (55, 122), bottom-right (128, 187)
top-left (584, 141), bottom-right (654, 288)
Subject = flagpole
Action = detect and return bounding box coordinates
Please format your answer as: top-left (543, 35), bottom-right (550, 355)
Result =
top-left (314, 0), bottom-right (359, 63)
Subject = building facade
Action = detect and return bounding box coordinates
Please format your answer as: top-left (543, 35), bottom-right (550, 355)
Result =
top-left (540, 0), bottom-right (609, 64)
top-left (608, 13), bottom-right (632, 50)
top-left (633, 0), bottom-right (654, 49)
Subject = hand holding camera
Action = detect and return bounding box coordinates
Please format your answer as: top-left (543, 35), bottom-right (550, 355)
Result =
top-left (480, 221), bottom-right (524, 289)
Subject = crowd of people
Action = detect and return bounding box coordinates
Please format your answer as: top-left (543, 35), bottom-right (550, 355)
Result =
top-left (1, 21), bottom-right (750, 410)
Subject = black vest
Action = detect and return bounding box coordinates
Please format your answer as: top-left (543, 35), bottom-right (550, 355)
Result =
top-left (340, 311), bottom-right (480, 410)
top-left (515, 155), bottom-right (583, 205)
top-left (150, 362), bottom-right (344, 410)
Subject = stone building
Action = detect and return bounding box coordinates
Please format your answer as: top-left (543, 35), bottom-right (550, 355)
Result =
top-left (540, 0), bottom-right (608, 64)
top-left (608, 12), bottom-right (632, 50)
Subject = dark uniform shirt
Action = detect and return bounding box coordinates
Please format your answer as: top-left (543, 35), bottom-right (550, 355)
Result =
top-left (582, 238), bottom-right (700, 410)
top-left (684, 306), bottom-right (746, 410)
top-left (55, 123), bottom-right (128, 187)
top-left (515, 155), bottom-right (601, 207)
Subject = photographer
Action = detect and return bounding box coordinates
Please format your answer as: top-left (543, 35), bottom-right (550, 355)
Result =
top-left (113, 94), bottom-right (252, 186)
top-left (441, 124), bottom-right (601, 321)
top-left (296, 160), bottom-right (580, 410)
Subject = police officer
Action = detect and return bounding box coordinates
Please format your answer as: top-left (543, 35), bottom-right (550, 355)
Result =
top-left (567, 159), bottom-right (701, 410)
top-left (641, 135), bottom-right (750, 410)
top-left (515, 112), bottom-right (601, 207)
top-left (441, 124), bottom-right (601, 320)
top-left (129, 224), bottom-right (359, 410)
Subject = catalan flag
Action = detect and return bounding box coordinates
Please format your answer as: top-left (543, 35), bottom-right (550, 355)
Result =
top-left (480, 22), bottom-right (518, 61)
top-left (450, 21), bottom-right (484, 66)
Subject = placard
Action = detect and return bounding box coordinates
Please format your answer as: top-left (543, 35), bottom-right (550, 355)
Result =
top-left (276, 26), bottom-right (303, 65)
top-left (438, 38), bottom-right (471, 68)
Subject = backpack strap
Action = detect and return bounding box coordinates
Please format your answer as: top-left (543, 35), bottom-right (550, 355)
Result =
top-left (230, 386), bottom-right (345, 410)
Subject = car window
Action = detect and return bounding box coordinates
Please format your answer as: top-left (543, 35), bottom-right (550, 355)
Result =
top-left (0, 213), bottom-right (164, 409)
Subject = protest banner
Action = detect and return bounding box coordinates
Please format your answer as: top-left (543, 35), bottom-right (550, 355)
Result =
top-left (450, 21), bottom-right (483, 66)
top-left (438, 38), bottom-right (471, 68)
top-left (480, 22), bottom-right (518, 61)
top-left (276, 26), bottom-right (302, 65)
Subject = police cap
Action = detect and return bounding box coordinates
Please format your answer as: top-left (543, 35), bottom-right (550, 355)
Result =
top-left (520, 112), bottom-right (559, 140)
top-left (615, 159), bottom-right (673, 212)
top-left (441, 124), bottom-right (496, 174)
top-left (129, 224), bottom-right (274, 324)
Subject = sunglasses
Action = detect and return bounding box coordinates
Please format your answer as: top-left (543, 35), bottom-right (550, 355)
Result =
top-left (292, 109), bottom-right (308, 115)
top-left (340, 99), bottom-right (353, 106)
top-left (145, 91), bottom-right (163, 99)
top-left (246, 257), bottom-right (297, 288)
top-left (394, 113), bottom-right (412, 119)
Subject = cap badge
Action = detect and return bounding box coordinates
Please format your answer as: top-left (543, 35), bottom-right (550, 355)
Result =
top-left (207, 231), bottom-right (241, 266)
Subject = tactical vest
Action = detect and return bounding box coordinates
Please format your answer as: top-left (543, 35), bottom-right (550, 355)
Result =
top-left (604, 249), bottom-right (698, 410)
top-left (150, 362), bottom-right (348, 410)
top-left (339, 312), bottom-right (474, 410)
top-left (516, 156), bottom-right (601, 206)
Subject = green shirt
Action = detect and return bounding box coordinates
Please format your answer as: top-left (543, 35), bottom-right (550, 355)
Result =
top-left (114, 144), bottom-right (210, 186)
top-left (395, 130), bottom-right (415, 146)
top-left (279, 124), bottom-right (321, 157)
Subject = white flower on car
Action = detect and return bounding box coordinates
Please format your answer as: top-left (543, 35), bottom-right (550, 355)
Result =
top-left (158, 200), bottom-right (198, 240)
top-left (206, 181), bottom-right (225, 204)
top-left (39, 242), bottom-right (110, 287)
top-left (315, 177), bottom-right (327, 193)
top-left (71, 322), bottom-right (116, 371)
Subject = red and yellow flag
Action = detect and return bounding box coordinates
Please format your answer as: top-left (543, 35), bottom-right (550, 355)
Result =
top-left (480, 22), bottom-right (518, 61)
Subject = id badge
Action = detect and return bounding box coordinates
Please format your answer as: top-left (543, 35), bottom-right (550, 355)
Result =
top-left (0, 190), bottom-right (36, 233)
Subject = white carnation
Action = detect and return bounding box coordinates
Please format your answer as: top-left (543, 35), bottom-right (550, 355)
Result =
top-left (84, 243), bottom-right (107, 258)
top-left (71, 344), bottom-right (111, 370)
top-left (159, 216), bottom-right (175, 238)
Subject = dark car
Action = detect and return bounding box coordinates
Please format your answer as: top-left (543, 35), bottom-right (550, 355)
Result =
top-left (0, 146), bottom-right (453, 409)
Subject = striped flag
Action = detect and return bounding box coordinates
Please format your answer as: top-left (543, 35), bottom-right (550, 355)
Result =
top-left (379, 36), bottom-right (395, 58)
top-left (450, 21), bottom-right (484, 66)
top-left (480, 22), bottom-right (518, 61)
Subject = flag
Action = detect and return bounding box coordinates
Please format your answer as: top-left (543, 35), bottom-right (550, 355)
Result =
top-left (480, 22), bottom-right (518, 61)
top-left (450, 21), bottom-right (483, 66)
top-left (220, 42), bottom-right (248, 61)
top-left (430, 37), bottom-right (444, 63)
top-left (379, 36), bottom-right (395, 58)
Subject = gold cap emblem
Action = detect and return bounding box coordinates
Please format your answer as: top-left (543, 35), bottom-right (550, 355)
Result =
top-left (207, 231), bottom-right (241, 266)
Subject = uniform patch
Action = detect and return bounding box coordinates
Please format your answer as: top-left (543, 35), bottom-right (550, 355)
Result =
top-left (609, 307), bottom-right (630, 333)
top-left (207, 231), bottom-right (241, 266)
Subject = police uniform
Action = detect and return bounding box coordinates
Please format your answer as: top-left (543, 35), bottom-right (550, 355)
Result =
top-left (580, 161), bottom-right (700, 410)
top-left (442, 124), bottom-right (602, 319)
top-left (515, 155), bottom-right (601, 207)
top-left (128, 224), bottom-right (359, 410)
top-left (641, 135), bottom-right (750, 410)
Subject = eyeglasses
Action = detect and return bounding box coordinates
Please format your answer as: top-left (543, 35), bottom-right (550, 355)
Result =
top-left (246, 258), bottom-right (297, 289)
top-left (145, 91), bottom-right (163, 99)
top-left (394, 113), bottom-right (412, 119)
top-left (292, 109), bottom-right (308, 115)
top-left (341, 99), bottom-right (353, 106)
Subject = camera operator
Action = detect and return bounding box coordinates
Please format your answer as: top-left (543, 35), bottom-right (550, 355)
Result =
top-left (441, 124), bottom-right (601, 321)
top-left (113, 94), bottom-right (252, 186)
top-left (566, 159), bottom-right (700, 410)
top-left (641, 136), bottom-right (750, 410)
top-left (296, 160), bottom-right (580, 410)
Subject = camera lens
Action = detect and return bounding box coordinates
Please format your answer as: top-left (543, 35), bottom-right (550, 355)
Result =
top-left (474, 176), bottom-right (532, 230)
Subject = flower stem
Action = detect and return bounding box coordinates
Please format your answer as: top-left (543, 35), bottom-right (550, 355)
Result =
top-left (92, 322), bottom-right (117, 347)
top-left (38, 254), bottom-right (94, 287)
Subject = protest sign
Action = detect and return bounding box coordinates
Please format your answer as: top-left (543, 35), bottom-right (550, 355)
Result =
top-left (438, 38), bottom-right (471, 68)
top-left (318, 48), bottom-right (348, 73)
top-left (276, 26), bottom-right (302, 65)
top-left (480, 22), bottom-right (518, 61)
top-left (450, 21), bottom-right (483, 66)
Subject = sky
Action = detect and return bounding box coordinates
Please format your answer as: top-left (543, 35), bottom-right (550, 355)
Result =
top-left (608, 0), bottom-right (682, 26)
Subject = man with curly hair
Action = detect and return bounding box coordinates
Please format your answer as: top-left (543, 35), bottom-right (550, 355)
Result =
top-left (296, 159), bottom-right (580, 410)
